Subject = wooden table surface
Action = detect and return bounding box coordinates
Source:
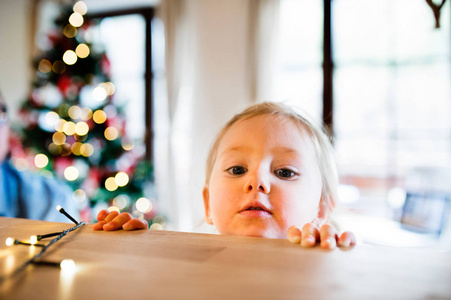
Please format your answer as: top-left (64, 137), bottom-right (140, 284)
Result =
top-left (0, 217), bottom-right (450, 299)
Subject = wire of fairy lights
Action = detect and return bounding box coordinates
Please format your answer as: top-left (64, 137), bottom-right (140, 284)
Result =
top-left (0, 207), bottom-right (85, 284)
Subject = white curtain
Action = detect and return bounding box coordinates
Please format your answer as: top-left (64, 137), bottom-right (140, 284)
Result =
top-left (155, 0), bottom-right (280, 232)
top-left (155, 0), bottom-right (195, 230)
top-left (248, 0), bottom-right (280, 103)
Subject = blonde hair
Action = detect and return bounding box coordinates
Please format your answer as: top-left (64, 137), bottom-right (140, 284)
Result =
top-left (204, 102), bottom-right (338, 222)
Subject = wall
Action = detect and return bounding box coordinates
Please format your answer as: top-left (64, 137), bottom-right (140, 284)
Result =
top-left (0, 0), bottom-right (33, 121)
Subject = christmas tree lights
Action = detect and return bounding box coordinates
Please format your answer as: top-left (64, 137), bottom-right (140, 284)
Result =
top-left (15, 0), bottom-right (161, 226)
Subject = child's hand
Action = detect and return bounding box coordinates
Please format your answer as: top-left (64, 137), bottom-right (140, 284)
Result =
top-left (287, 223), bottom-right (356, 249)
top-left (93, 210), bottom-right (148, 231)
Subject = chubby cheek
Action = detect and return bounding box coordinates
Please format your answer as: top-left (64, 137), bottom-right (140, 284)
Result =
top-left (208, 182), bottom-right (237, 228)
top-left (277, 189), bottom-right (322, 231)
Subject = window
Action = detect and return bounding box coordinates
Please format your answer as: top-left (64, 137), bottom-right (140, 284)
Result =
top-left (276, 0), bottom-right (451, 220)
top-left (334, 0), bottom-right (451, 215)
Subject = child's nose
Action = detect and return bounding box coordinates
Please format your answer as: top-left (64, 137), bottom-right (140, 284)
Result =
top-left (244, 170), bottom-right (270, 194)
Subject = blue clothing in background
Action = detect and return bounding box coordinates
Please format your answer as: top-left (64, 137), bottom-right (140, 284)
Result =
top-left (0, 159), bottom-right (79, 223)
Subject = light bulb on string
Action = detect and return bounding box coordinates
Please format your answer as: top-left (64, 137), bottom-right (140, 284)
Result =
top-left (60, 259), bottom-right (76, 272)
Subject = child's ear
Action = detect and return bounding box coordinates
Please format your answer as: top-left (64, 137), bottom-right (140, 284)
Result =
top-left (313, 194), bottom-right (335, 225)
top-left (203, 186), bottom-right (213, 225)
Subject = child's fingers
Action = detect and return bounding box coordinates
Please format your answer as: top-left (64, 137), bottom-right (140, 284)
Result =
top-left (93, 210), bottom-right (119, 230)
top-left (96, 209), bottom-right (109, 221)
top-left (301, 223), bottom-right (320, 247)
top-left (122, 218), bottom-right (149, 231)
top-left (103, 212), bottom-right (132, 231)
top-left (287, 225), bottom-right (302, 244)
top-left (319, 224), bottom-right (338, 249)
top-left (337, 231), bottom-right (356, 247)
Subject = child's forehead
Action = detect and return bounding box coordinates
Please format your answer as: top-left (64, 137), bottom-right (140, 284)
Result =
top-left (219, 114), bottom-right (313, 151)
top-left (231, 114), bottom-right (308, 135)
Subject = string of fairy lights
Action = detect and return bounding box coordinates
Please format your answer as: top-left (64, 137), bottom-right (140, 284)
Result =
top-left (1, 206), bottom-right (84, 283)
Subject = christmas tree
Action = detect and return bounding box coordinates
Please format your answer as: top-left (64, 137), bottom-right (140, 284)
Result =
top-left (15, 1), bottom-right (163, 228)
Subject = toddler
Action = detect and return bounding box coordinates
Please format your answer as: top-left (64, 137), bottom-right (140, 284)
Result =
top-left (94, 102), bottom-right (355, 249)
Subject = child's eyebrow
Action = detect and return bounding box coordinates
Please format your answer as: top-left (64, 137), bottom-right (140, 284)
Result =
top-left (221, 146), bottom-right (303, 156)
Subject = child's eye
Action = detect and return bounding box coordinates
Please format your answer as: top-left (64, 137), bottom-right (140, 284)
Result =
top-left (226, 166), bottom-right (247, 175)
top-left (274, 168), bottom-right (297, 179)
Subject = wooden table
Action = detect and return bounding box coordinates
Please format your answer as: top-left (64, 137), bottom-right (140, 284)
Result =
top-left (0, 217), bottom-right (450, 299)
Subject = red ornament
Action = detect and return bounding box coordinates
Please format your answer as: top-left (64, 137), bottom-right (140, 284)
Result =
top-left (57, 75), bottom-right (72, 97)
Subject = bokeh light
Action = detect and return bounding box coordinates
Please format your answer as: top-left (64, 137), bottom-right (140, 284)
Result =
top-left (48, 143), bottom-right (62, 155)
top-left (75, 121), bottom-right (89, 136)
top-left (113, 195), bottom-right (129, 210)
top-left (121, 139), bottom-right (134, 151)
top-left (107, 206), bottom-right (120, 213)
top-left (73, 1), bottom-right (88, 15)
top-left (55, 119), bottom-right (66, 132)
top-left (61, 143), bottom-right (72, 157)
top-left (99, 82), bottom-right (115, 96)
top-left (63, 24), bottom-right (77, 38)
top-left (63, 121), bottom-right (76, 135)
top-left (105, 177), bottom-right (118, 191)
top-left (71, 142), bottom-right (83, 155)
top-left (93, 110), bottom-right (107, 124)
top-left (136, 197), bottom-right (152, 213)
top-left (64, 166), bottom-right (79, 181)
top-left (115, 172), bottom-right (129, 187)
top-left (104, 127), bottom-right (118, 141)
top-left (52, 60), bottom-right (66, 74)
top-left (63, 50), bottom-right (77, 65)
top-left (34, 154), bottom-right (49, 168)
top-left (73, 189), bottom-right (86, 202)
top-left (46, 111), bottom-right (60, 127)
top-left (75, 44), bottom-right (90, 58)
top-left (68, 105), bottom-right (82, 119)
top-left (13, 158), bottom-right (29, 172)
top-left (80, 143), bottom-right (94, 157)
top-left (69, 12), bottom-right (84, 27)
top-left (81, 107), bottom-right (92, 120)
top-left (38, 59), bottom-right (52, 73)
top-left (52, 132), bottom-right (66, 145)
top-left (149, 223), bottom-right (163, 230)
top-left (93, 86), bottom-right (107, 101)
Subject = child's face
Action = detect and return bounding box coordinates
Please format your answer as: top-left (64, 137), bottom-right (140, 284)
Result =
top-left (203, 114), bottom-right (324, 239)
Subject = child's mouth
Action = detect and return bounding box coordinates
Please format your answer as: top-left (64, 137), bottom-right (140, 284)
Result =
top-left (240, 206), bottom-right (272, 217)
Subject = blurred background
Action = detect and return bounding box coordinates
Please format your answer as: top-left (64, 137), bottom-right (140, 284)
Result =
top-left (0, 0), bottom-right (450, 248)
